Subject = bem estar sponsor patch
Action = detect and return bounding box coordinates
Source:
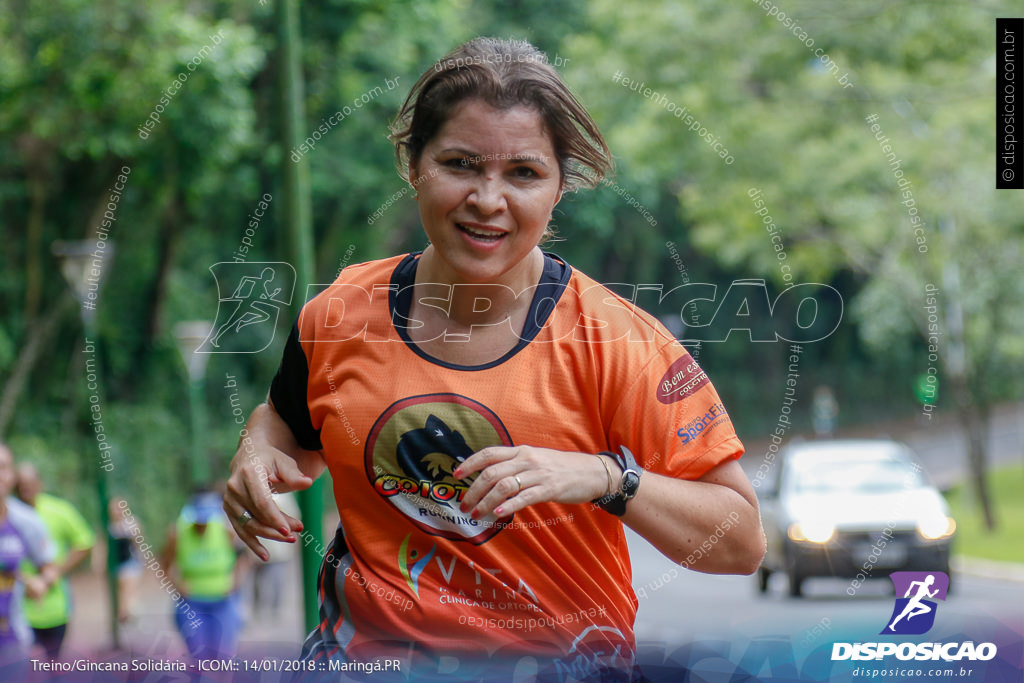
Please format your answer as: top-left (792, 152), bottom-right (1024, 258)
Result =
top-left (656, 355), bottom-right (709, 404)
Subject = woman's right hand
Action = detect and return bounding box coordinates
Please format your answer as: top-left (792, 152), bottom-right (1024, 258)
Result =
top-left (23, 573), bottom-right (48, 600)
top-left (223, 401), bottom-right (325, 561)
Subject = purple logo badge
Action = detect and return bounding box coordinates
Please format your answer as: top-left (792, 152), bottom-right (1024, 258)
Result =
top-left (881, 571), bottom-right (949, 635)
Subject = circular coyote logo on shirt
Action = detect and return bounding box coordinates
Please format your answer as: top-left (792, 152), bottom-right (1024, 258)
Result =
top-left (365, 394), bottom-right (514, 544)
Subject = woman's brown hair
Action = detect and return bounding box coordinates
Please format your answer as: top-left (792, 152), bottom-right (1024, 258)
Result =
top-left (390, 37), bottom-right (613, 195)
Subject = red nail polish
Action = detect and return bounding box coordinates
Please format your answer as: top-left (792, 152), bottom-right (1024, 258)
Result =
top-left (494, 506), bottom-right (504, 515)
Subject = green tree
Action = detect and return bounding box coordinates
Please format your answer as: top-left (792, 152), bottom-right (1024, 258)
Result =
top-left (569, 0), bottom-right (1024, 528)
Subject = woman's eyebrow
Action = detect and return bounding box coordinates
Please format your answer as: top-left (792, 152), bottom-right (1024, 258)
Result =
top-left (439, 147), bottom-right (477, 157)
top-left (438, 148), bottom-right (551, 168)
top-left (508, 153), bottom-right (550, 167)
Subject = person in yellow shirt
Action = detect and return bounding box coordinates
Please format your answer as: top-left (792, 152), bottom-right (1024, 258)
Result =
top-left (162, 488), bottom-right (247, 661)
top-left (15, 464), bottom-right (93, 659)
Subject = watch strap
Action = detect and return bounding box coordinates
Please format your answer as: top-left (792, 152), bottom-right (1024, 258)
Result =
top-left (592, 446), bottom-right (641, 516)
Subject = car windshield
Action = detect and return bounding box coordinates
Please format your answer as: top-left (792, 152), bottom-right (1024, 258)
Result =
top-left (790, 456), bottom-right (924, 494)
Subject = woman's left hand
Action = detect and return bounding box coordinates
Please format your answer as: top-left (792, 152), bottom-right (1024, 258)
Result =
top-left (454, 446), bottom-right (612, 519)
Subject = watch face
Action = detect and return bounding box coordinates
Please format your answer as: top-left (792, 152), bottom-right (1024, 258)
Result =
top-left (621, 469), bottom-right (641, 499)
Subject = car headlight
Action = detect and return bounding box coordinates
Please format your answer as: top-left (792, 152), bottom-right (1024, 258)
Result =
top-left (788, 521), bottom-right (835, 544)
top-left (918, 516), bottom-right (956, 540)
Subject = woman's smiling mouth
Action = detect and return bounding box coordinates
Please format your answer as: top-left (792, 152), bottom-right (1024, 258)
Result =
top-left (457, 222), bottom-right (508, 244)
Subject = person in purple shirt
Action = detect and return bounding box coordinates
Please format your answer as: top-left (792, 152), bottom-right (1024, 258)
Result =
top-left (0, 443), bottom-right (56, 667)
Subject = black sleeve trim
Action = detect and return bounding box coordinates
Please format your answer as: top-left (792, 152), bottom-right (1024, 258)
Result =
top-left (269, 321), bottom-right (323, 451)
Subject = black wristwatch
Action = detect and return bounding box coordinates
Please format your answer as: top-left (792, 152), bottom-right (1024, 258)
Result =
top-left (593, 446), bottom-right (642, 516)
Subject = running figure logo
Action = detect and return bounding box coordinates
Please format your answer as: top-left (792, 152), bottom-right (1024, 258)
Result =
top-left (881, 571), bottom-right (949, 635)
top-left (201, 262), bottom-right (295, 353)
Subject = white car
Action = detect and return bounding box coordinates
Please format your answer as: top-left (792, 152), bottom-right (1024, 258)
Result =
top-left (756, 439), bottom-right (955, 597)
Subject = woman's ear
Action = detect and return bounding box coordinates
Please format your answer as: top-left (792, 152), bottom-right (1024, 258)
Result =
top-left (556, 167), bottom-right (569, 206)
top-left (408, 159), bottom-right (421, 199)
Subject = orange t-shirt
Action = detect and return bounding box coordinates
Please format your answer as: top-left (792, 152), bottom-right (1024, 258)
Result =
top-left (270, 252), bottom-right (743, 672)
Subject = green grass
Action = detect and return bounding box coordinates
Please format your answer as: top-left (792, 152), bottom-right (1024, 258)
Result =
top-left (946, 462), bottom-right (1024, 564)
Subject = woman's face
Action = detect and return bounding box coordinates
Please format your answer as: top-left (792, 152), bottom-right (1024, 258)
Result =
top-left (410, 98), bottom-right (563, 285)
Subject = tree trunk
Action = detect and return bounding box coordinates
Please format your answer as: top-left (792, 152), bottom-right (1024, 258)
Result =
top-left (951, 374), bottom-right (996, 530)
top-left (144, 185), bottom-right (181, 350)
top-left (130, 147), bottom-right (181, 390)
top-left (0, 298), bottom-right (73, 438)
top-left (23, 173), bottom-right (48, 324)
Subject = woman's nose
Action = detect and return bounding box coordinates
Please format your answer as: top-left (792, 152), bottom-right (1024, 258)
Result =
top-left (466, 177), bottom-right (507, 215)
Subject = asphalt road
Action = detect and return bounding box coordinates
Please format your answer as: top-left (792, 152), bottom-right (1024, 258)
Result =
top-left (626, 528), bottom-right (1023, 681)
top-left (627, 527), bottom-right (1024, 643)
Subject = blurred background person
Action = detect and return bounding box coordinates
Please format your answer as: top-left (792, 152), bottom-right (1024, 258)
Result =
top-left (0, 444), bottom-right (56, 667)
top-left (14, 463), bottom-right (94, 659)
top-left (812, 385), bottom-right (839, 439)
top-left (107, 497), bottom-right (142, 624)
top-left (162, 487), bottom-right (248, 661)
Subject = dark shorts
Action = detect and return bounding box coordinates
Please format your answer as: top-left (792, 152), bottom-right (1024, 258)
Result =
top-left (33, 624), bottom-right (67, 659)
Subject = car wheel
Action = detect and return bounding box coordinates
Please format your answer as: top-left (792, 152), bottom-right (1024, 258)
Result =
top-left (757, 567), bottom-right (771, 594)
top-left (787, 567), bottom-right (804, 598)
top-left (783, 544), bottom-right (804, 597)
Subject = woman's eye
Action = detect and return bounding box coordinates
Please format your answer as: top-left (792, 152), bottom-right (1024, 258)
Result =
top-left (445, 158), bottom-right (473, 169)
top-left (513, 166), bottom-right (538, 179)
